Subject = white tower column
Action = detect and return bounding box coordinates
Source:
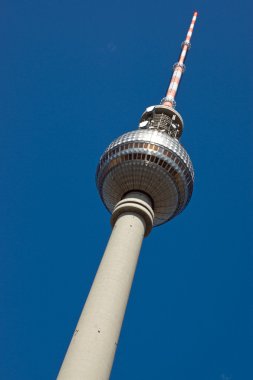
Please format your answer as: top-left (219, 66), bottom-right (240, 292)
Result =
top-left (57, 192), bottom-right (154, 380)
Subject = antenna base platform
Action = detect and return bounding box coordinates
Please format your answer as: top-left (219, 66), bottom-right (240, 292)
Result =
top-left (139, 105), bottom-right (184, 139)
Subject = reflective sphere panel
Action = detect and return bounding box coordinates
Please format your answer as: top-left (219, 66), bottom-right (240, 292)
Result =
top-left (96, 129), bottom-right (194, 226)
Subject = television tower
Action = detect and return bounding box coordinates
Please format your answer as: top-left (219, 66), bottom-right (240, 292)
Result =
top-left (58, 11), bottom-right (198, 380)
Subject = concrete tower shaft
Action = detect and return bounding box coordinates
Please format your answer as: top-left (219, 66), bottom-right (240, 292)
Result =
top-left (57, 193), bottom-right (153, 380)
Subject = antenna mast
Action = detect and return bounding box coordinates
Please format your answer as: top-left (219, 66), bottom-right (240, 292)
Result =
top-left (162, 11), bottom-right (198, 108)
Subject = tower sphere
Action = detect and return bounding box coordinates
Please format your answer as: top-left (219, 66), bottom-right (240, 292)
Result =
top-left (96, 105), bottom-right (194, 226)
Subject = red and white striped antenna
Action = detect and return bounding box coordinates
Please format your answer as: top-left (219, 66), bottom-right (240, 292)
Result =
top-left (162, 11), bottom-right (198, 108)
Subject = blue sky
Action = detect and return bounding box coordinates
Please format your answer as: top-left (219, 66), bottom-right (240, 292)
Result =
top-left (0, 0), bottom-right (252, 379)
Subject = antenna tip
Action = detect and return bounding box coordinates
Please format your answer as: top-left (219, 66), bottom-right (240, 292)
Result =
top-left (194, 11), bottom-right (198, 17)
